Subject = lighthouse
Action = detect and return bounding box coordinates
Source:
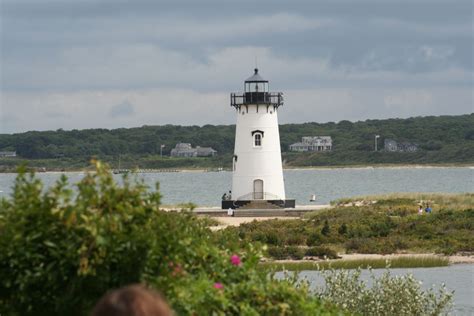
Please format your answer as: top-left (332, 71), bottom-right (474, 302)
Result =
top-left (222, 68), bottom-right (295, 209)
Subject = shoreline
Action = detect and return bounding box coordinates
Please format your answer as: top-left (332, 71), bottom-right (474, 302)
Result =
top-left (1, 163), bottom-right (472, 174)
top-left (270, 253), bottom-right (474, 265)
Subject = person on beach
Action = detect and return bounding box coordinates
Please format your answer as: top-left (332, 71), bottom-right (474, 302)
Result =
top-left (425, 204), bottom-right (432, 213)
top-left (91, 284), bottom-right (173, 316)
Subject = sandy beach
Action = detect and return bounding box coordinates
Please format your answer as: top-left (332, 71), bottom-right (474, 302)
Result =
top-left (209, 216), bottom-right (300, 230)
top-left (271, 253), bottom-right (474, 264)
top-left (338, 253), bottom-right (474, 264)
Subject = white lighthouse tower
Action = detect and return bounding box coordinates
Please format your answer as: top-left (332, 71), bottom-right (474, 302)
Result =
top-left (222, 68), bottom-right (295, 209)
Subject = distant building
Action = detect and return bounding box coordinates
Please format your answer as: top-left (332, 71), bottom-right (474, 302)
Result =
top-left (170, 143), bottom-right (217, 157)
top-left (170, 143), bottom-right (196, 157)
top-left (384, 139), bottom-right (418, 152)
top-left (196, 146), bottom-right (217, 157)
top-left (0, 151), bottom-right (16, 158)
top-left (289, 136), bottom-right (332, 152)
top-left (384, 139), bottom-right (398, 152)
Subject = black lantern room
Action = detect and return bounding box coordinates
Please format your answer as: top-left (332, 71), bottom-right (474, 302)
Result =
top-left (231, 68), bottom-right (283, 109)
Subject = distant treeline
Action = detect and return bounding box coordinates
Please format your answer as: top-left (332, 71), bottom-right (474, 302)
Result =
top-left (1, 114), bottom-right (473, 167)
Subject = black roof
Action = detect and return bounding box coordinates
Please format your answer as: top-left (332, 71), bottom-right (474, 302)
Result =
top-left (245, 68), bottom-right (267, 82)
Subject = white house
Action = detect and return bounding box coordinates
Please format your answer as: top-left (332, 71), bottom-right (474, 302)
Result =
top-left (170, 143), bottom-right (217, 157)
top-left (289, 136), bottom-right (332, 152)
top-left (0, 151), bottom-right (17, 158)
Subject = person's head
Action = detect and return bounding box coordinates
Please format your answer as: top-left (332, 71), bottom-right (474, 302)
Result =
top-left (91, 284), bottom-right (172, 316)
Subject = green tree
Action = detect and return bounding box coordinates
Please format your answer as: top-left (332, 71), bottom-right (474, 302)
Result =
top-left (321, 220), bottom-right (331, 236)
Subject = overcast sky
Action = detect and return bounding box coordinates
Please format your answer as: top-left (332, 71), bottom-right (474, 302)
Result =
top-left (1, 0), bottom-right (472, 133)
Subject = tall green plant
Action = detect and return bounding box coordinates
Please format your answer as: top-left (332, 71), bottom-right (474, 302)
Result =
top-left (318, 268), bottom-right (453, 316)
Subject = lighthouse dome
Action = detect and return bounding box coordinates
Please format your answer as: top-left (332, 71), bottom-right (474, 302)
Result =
top-left (245, 68), bottom-right (268, 83)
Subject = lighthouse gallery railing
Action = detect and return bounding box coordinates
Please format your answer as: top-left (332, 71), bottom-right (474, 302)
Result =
top-left (230, 92), bottom-right (283, 108)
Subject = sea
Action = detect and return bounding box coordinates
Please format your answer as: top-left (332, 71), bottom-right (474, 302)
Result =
top-left (0, 166), bottom-right (472, 206)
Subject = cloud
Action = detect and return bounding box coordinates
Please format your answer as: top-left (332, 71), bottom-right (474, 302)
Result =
top-left (109, 100), bottom-right (135, 118)
top-left (0, 0), bottom-right (472, 133)
top-left (2, 86), bottom-right (471, 133)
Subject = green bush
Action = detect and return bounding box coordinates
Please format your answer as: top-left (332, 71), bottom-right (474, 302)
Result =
top-left (306, 232), bottom-right (323, 246)
top-left (305, 247), bottom-right (340, 259)
top-left (318, 268), bottom-right (453, 316)
top-left (321, 220), bottom-right (331, 236)
top-left (267, 246), bottom-right (289, 260)
top-left (286, 234), bottom-right (306, 246)
top-left (0, 162), bottom-right (339, 316)
top-left (267, 246), bottom-right (306, 260)
top-left (287, 246), bottom-right (305, 260)
top-left (338, 223), bottom-right (348, 235)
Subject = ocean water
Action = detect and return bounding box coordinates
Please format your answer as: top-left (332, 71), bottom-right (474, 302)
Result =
top-left (0, 167), bottom-right (472, 206)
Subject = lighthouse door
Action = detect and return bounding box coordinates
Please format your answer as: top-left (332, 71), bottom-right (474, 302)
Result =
top-left (253, 179), bottom-right (264, 199)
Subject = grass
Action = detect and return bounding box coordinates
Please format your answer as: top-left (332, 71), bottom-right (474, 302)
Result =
top-left (215, 192), bottom-right (474, 258)
top-left (330, 192), bottom-right (474, 210)
top-left (260, 256), bottom-right (450, 271)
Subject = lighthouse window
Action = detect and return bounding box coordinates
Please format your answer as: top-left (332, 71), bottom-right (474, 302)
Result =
top-left (254, 133), bottom-right (262, 147)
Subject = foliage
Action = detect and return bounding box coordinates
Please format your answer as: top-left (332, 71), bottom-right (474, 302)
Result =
top-left (216, 193), bottom-right (474, 256)
top-left (321, 220), bottom-right (331, 236)
top-left (1, 114), bottom-right (473, 171)
top-left (266, 246), bottom-right (340, 260)
top-left (304, 247), bottom-right (340, 259)
top-left (0, 162), bottom-right (340, 316)
top-left (267, 246), bottom-right (305, 260)
top-left (318, 268), bottom-right (453, 316)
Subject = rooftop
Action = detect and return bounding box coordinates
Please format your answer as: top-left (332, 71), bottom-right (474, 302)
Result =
top-left (245, 68), bottom-right (267, 82)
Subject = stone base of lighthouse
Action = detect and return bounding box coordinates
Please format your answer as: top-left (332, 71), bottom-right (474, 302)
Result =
top-left (222, 199), bottom-right (295, 210)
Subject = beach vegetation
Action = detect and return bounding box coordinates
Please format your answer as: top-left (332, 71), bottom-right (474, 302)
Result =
top-left (317, 268), bottom-right (453, 316)
top-left (217, 193), bottom-right (474, 257)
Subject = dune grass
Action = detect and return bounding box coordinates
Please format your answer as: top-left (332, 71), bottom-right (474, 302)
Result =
top-left (261, 256), bottom-right (450, 271)
top-left (331, 192), bottom-right (474, 210)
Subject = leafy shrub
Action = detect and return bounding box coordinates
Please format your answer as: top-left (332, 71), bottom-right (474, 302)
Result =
top-left (318, 268), bottom-right (453, 316)
top-left (306, 232), bottom-right (323, 246)
top-left (345, 238), bottom-right (397, 254)
top-left (267, 246), bottom-right (306, 260)
top-left (287, 246), bottom-right (305, 260)
top-left (305, 247), bottom-right (340, 259)
top-left (267, 246), bottom-right (289, 260)
top-left (321, 220), bottom-right (331, 236)
top-left (286, 234), bottom-right (306, 246)
top-left (0, 162), bottom-right (339, 316)
top-left (265, 231), bottom-right (283, 245)
top-left (338, 223), bottom-right (348, 235)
